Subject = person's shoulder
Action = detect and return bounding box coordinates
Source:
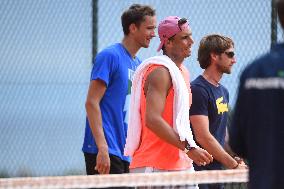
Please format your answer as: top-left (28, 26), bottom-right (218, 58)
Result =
top-left (146, 66), bottom-right (172, 89)
top-left (93, 44), bottom-right (123, 67)
top-left (264, 43), bottom-right (284, 67)
top-left (149, 66), bottom-right (170, 76)
top-left (147, 66), bottom-right (171, 82)
top-left (191, 75), bottom-right (206, 87)
top-left (97, 43), bottom-right (122, 58)
top-left (191, 76), bottom-right (209, 93)
top-left (244, 43), bottom-right (284, 75)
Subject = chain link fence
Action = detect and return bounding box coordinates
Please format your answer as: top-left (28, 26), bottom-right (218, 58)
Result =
top-left (0, 0), bottom-right (282, 177)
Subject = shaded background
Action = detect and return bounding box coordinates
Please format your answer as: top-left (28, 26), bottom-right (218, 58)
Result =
top-left (0, 0), bottom-right (283, 177)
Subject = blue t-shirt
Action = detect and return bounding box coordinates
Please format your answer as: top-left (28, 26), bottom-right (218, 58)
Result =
top-left (82, 43), bottom-right (141, 162)
top-left (190, 75), bottom-right (229, 170)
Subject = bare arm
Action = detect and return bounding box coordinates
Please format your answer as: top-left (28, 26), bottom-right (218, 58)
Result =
top-left (85, 79), bottom-right (110, 174)
top-left (145, 67), bottom-right (182, 148)
top-left (145, 67), bottom-right (213, 165)
top-left (190, 115), bottom-right (246, 169)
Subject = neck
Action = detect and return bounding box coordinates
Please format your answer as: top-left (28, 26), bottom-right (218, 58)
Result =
top-left (167, 54), bottom-right (184, 68)
top-left (202, 69), bottom-right (222, 86)
top-left (121, 37), bottom-right (140, 58)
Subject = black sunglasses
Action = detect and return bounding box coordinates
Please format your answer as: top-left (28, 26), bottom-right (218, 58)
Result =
top-left (224, 51), bottom-right (235, 58)
top-left (178, 18), bottom-right (188, 30)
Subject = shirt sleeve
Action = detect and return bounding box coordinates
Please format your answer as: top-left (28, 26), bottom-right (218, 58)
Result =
top-left (90, 50), bottom-right (117, 87)
top-left (189, 85), bottom-right (209, 116)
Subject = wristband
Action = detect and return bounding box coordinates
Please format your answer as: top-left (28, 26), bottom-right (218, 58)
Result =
top-left (183, 140), bottom-right (195, 154)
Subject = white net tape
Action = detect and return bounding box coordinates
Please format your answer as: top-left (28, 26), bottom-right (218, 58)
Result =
top-left (0, 170), bottom-right (248, 189)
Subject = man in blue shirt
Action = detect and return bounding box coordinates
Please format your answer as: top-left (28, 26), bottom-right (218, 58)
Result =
top-left (82, 4), bottom-right (156, 175)
top-left (189, 34), bottom-right (247, 189)
top-left (229, 1), bottom-right (284, 188)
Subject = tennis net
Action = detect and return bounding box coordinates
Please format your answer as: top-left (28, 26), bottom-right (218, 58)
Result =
top-left (0, 169), bottom-right (248, 189)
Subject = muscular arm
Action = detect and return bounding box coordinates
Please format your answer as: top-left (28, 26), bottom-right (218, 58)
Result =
top-left (190, 115), bottom-right (240, 169)
top-left (85, 79), bottom-right (110, 174)
top-left (144, 67), bottom-right (213, 165)
top-left (145, 67), bottom-right (183, 148)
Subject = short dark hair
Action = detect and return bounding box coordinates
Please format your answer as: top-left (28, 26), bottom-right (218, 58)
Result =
top-left (277, 0), bottom-right (284, 29)
top-left (197, 34), bottom-right (234, 69)
top-left (121, 4), bottom-right (156, 35)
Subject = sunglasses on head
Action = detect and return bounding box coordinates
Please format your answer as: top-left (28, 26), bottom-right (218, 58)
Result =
top-left (224, 51), bottom-right (235, 58)
top-left (168, 18), bottom-right (188, 40)
top-left (177, 18), bottom-right (188, 30)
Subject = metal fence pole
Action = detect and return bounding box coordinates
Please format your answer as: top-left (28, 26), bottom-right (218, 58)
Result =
top-left (271, 0), bottom-right (278, 48)
top-left (92, 0), bottom-right (98, 61)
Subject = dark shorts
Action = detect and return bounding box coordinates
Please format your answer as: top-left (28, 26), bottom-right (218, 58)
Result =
top-left (84, 152), bottom-right (130, 175)
top-left (198, 183), bottom-right (224, 189)
top-left (84, 152), bottom-right (131, 189)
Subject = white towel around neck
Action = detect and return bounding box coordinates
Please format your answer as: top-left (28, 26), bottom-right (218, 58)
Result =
top-left (124, 55), bottom-right (197, 156)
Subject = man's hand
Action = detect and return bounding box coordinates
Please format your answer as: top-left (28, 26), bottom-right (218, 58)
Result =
top-left (234, 157), bottom-right (248, 169)
top-left (235, 163), bottom-right (248, 169)
top-left (187, 147), bottom-right (213, 166)
top-left (95, 148), bottom-right (110, 174)
top-left (234, 156), bottom-right (244, 164)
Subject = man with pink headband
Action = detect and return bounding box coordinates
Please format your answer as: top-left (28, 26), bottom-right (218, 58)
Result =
top-left (125, 16), bottom-right (213, 183)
